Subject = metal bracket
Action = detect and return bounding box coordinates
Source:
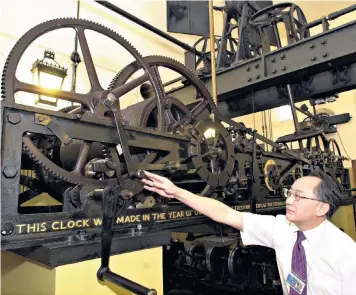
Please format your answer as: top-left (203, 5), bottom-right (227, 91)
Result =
top-left (35, 114), bottom-right (72, 145)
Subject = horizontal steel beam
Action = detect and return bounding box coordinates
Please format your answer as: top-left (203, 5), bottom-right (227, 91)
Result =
top-left (170, 20), bottom-right (356, 118)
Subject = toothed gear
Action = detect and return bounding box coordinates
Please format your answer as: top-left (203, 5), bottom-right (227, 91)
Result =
top-left (23, 135), bottom-right (118, 187)
top-left (1, 18), bottom-right (149, 103)
top-left (109, 56), bottom-right (222, 193)
top-left (4, 18), bottom-right (166, 186)
top-left (109, 55), bottom-right (218, 126)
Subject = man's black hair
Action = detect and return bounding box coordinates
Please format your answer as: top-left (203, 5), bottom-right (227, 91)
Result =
top-left (309, 168), bottom-right (342, 218)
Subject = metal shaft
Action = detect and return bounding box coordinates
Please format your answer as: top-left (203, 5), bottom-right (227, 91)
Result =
top-left (95, 1), bottom-right (202, 57)
top-left (209, 0), bottom-right (218, 106)
top-left (272, 23), bottom-right (300, 134)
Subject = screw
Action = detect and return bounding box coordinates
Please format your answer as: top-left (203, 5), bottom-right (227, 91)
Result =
top-left (311, 56), bottom-right (317, 61)
top-left (321, 39), bottom-right (327, 45)
top-left (106, 92), bottom-right (116, 104)
top-left (3, 166), bottom-right (17, 178)
top-left (7, 113), bottom-right (21, 124)
top-left (310, 44), bottom-right (315, 49)
top-left (1, 223), bottom-right (14, 236)
top-left (322, 52), bottom-right (328, 58)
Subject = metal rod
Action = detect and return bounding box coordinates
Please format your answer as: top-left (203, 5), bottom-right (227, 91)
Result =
top-left (110, 73), bottom-right (149, 98)
top-left (286, 84), bottom-right (301, 134)
top-left (73, 141), bottom-right (91, 174)
top-left (209, 0), bottom-right (217, 106)
top-left (272, 22), bottom-right (301, 134)
top-left (328, 4), bottom-right (356, 20)
top-left (71, 0), bottom-right (81, 94)
top-left (95, 1), bottom-right (203, 57)
top-left (100, 269), bottom-right (157, 295)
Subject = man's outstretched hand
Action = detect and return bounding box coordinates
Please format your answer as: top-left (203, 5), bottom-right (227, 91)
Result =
top-left (141, 171), bottom-right (180, 199)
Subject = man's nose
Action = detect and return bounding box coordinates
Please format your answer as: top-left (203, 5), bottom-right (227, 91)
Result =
top-left (286, 196), bottom-right (294, 205)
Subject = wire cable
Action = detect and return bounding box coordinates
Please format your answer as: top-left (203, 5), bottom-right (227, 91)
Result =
top-left (336, 131), bottom-right (351, 160)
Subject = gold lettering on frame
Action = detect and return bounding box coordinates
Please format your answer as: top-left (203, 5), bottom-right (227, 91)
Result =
top-left (16, 224), bottom-right (26, 234)
top-left (40, 222), bottom-right (47, 232)
top-left (67, 220), bottom-right (75, 229)
top-left (52, 221), bottom-right (60, 230)
top-left (13, 201), bottom-right (287, 234)
top-left (94, 218), bottom-right (102, 226)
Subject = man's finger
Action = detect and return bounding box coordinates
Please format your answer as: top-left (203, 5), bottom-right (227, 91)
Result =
top-left (143, 171), bottom-right (165, 183)
top-left (141, 178), bottom-right (154, 186)
top-left (144, 185), bottom-right (157, 193)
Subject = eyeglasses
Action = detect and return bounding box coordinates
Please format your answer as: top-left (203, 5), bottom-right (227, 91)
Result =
top-left (284, 189), bottom-right (321, 202)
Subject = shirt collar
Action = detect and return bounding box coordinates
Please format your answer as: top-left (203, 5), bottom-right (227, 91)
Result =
top-left (297, 219), bottom-right (327, 245)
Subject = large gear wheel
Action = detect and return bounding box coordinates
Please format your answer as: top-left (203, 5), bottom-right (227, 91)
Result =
top-left (108, 55), bottom-right (219, 196)
top-left (2, 18), bottom-right (167, 187)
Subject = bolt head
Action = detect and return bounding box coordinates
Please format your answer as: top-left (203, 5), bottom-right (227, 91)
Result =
top-left (1, 223), bottom-right (14, 236)
top-left (106, 92), bottom-right (116, 103)
top-left (3, 166), bottom-right (17, 178)
top-left (7, 113), bottom-right (21, 124)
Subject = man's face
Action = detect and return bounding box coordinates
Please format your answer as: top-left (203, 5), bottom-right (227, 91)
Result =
top-left (285, 176), bottom-right (326, 223)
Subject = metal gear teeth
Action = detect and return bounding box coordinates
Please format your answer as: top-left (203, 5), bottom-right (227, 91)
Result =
top-left (1, 17), bottom-right (142, 102)
top-left (22, 140), bottom-right (79, 185)
top-left (108, 55), bottom-right (216, 111)
top-left (148, 55), bottom-right (216, 110)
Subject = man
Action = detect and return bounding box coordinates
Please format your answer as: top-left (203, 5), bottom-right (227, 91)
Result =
top-left (142, 169), bottom-right (356, 295)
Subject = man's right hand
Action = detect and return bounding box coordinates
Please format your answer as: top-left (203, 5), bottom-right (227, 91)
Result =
top-left (141, 171), bottom-right (180, 199)
top-left (140, 171), bottom-right (244, 231)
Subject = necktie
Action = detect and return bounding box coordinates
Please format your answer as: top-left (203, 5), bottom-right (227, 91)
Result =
top-left (290, 231), bottom-right (307, 295)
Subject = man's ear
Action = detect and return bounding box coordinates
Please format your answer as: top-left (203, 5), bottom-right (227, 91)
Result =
top-left (316, 202), bottom-right (330, 217)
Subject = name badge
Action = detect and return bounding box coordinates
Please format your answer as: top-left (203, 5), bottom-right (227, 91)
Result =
top-left (286, 272), bottom-right (306, 294)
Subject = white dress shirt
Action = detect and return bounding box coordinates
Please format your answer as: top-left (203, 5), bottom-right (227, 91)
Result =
top-left (240, 213), bottom-right (356, 295)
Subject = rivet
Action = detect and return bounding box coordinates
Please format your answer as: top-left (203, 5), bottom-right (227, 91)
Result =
top-left (311, 56), bottom-right (317, 61)
top-left (321, 39), bottom-right (327, 45)
top-left (255, 64), bottom-right (259, 69)
top-left (246, 67), bottom-right (251, 72)
top-left (271, 57), bottom-right (276, 63)
top-left (322, 52), bottom-right (328, 58)
top-left (256, 75), bottom-right (260, 80)
top-left (310, 44), bottom-right (315, 49)
top-left (272, 69), bottom-right (277, 74)
top-left (282, 66), bottom-right (287, 71)
top-left (280, 54), bottom-right (285, 60)
top-left (248, 77), bottom-right (252, 82)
